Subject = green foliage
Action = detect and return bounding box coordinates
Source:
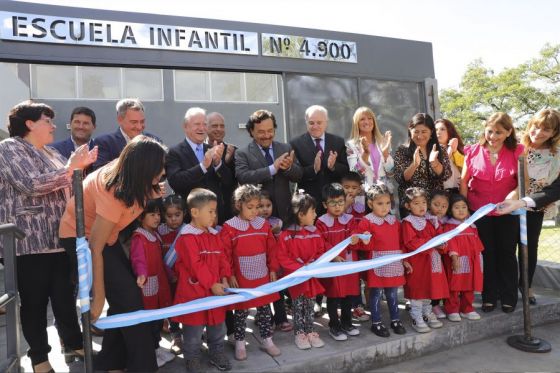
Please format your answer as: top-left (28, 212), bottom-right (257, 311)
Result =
top-left (440, 43), bottom-right (560, 144)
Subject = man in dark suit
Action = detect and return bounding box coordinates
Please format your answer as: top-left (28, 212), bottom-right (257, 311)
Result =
top-left (166, 107), bottom-right (234, 224)
top-left (207, 111), bottom-right (237, 221)
top-left (235, 110), bottom-right (302, 222)
top-left (497, 175), bottom-right (560, 213)
top-left (92, 98), bottom-right (160, 170)
top-left (51, 106), bottom-right (97, 159)
top-left (290, 105), bottom-right (349, 215)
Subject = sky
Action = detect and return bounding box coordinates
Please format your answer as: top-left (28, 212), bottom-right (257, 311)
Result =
top-left (10, 0), bottom-right (560, 90)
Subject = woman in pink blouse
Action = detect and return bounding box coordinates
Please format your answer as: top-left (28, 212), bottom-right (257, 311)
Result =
top-left (460, 112), bottom-right (524, 314)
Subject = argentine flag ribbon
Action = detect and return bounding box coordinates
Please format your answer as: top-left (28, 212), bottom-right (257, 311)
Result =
top-left (76, 236), bottom-right (92, 313)
top-left (93, 203), bottom-right (496, 330)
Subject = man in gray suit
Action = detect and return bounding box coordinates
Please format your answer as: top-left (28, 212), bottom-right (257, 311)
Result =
top-left (235, 109), bottom-right (303, 222)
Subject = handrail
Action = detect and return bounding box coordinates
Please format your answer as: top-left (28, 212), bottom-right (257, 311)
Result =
top-left (1, 223), bottom-right (26, 373)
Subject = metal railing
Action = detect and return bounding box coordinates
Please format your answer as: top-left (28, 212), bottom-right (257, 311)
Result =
top-left (0, 223), bottom-right (25, 373)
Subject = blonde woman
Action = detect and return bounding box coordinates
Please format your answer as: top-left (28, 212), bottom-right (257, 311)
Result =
top-left (346, 107), bottom-right (393, 188)
top-left (519, 109), bottom-right (560, 304)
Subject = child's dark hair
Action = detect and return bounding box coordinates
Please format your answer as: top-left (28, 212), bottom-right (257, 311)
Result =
top-left (187, 188), bottom-right (217, 210)
top-left (340, 171), bottom-right (362, 185)
top-left (163, 194), bottom-right (186, 213)
top-left (366, 183), bottom-right (392, 201)
top-left (403, 187), bottom-right (428, 204)
top-left (430, 190), bottom-right (449, 203)
top-left (285, 191), bottom-right (316, 228)
top-left (233, 184), bottom-right (261, 213)
top-left (260, 189), bottom-right (273, 202)
top-left (139, 198), bottom-right (162, 220)
top-left (447, 194), bottom-right (470, 217)
top-left (322, 183), bottom-right (346, 201)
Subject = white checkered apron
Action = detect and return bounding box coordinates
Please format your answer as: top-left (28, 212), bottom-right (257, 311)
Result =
top-left (373, 250), bottom-right (404, 278)
top-left (238, 253), bottom-right (268, 280)
top-left (431, 250), bottom-right (443, 273)
top-left (454, 255), bottom-right (471, 274)
top-left (142, 275), bottom-right (159, 297)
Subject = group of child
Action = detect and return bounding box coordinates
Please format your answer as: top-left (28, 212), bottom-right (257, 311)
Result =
top-left (128, 171), bottom-right (485, 372)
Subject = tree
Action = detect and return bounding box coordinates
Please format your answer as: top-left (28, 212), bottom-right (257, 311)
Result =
top-left (440, 43), bottom-right (560, 144)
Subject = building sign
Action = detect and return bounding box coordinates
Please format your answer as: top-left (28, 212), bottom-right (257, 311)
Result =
top-left (0, 12), bottom-right (357, 63)
top-left (262, 33), bottom-right (357, 63)
top-left (0, 12), bottom-right (259, 55)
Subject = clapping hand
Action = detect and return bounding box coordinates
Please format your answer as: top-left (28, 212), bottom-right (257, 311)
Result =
top-left (448, 138), bottom-right (458, 154)
top-left (381, 131), bottom-right (392, 156)
top-left (429, 144), bottom-right (440, 163)
top-left (313, 151), bottom-right (322, 173)
top-left (202, 146), bottom-right (214, 169)
top-left (327, 151), bottom-right (337, 170)
top-left (68, 144), bottom-right (98, 170)
top-left (212, 141), bottom-right (225, 166)
top-left (413, 147), bottom-right (422, 167)
top-left (225, 144), bottom-right (235, 164)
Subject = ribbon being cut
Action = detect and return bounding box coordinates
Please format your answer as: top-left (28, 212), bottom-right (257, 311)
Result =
top-left (90, 203), bottom-right (498, 330)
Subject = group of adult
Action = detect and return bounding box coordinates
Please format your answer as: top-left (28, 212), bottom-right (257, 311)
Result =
top-left (1, 97), bottom-right (559, 372)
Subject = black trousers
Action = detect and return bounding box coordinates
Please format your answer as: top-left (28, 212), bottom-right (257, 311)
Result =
top-left (518, 210), bottom-right (544, 288)
top-left (73, 239), bottom-right (158, 372)
top-left (326, 296), bottom-right (352, 328)
top-left (16, 252), bottom-right (83, 366)
top-left (475, 214), bottom-right (519, 307)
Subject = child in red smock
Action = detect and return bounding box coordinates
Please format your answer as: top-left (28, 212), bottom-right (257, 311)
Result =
top-left (277, 192), bottom-right (326, 350)
top-left (221, 185), bottom-right (281, 361)
top-left (443, 194), bottom-right (484, 322)
top-left (130, 199), bottom-right (174, 367)
top-left (172, 189), bottom-right (232, 372)
top-left (401, 187), bottom-right (449, 333)
top-left (316, 183), bottom-right (364, 341)
top-left (357, 184), bottom-right (412, 337)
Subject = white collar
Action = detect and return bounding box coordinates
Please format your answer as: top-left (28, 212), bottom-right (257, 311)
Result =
top-left (119, 127), bottom-right (133, 143)
top-left (225, 216), bottom-right (266, 231)
top-left (318, 213), bottom-right (353, 227)
top-left (157, 223), bottom-right (184, 236)
top-left (446, 217), bottom-right (476, 228)
top-left (180, 223), bottom-right (218, 236)
top-left (403, 214), bottom-right (439, 231)
top-left (286, 224), bottom-right (317, 233)
top-left (365, 213), bottom-right (397, 226)
top-left (134, 227), bottom-right (160, 242)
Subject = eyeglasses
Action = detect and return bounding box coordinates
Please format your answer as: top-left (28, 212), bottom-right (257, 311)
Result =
top-left (326, 200), bottom-right (345, 207)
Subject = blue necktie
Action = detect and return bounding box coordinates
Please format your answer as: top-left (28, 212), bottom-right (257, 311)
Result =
top-left (196, 145), bottom-right (203, 162)
top-left (263, 147), bottom-right (274, 166)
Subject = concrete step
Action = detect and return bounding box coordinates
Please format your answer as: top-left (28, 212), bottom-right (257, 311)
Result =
top-left (157, 288), bottom-right (560, 373)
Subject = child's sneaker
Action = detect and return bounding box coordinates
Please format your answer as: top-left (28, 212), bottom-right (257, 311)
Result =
top-left (370, 322), bottom-right (390, 338)
top-left (260, 337), bottom-right (281, 357)
top-left (424, 312), bottom-right (443, 328)
top-left (460, 311), bottom-right (481, 320)
top-left (170, 335), bottom-right (183, 355)
top-left (295, 333), bottom-right (312, 350)
top-left (352, 306), bottom-right (369, 322)
top-left (390, 320), bottom-right (407, 335)
top-left (156, 346), bottom-right (175, 367)
top-left (432, 305), bottom-right (446, 319)
top-left (447, 313), bottom-right (461, 322)
top-left (411, 316), bottom-right (431, 333)
top-left (209, 351), bottom-right (232, 371)
top-left (185, 358), bottom-right (201, 373)
top-left (307, 332), bottom-right (325, 348)
top-left (329, 326), bottom-right (348, 341)
top-left (341, 324), bottom-right (360, 336)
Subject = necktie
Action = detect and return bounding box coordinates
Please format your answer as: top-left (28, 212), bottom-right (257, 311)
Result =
top-left (196, 145), bottom-right (203, 162)
top-left (315, 138), bottom-right (323, 154)
top-left (263, 147), bottom-right (274, 166)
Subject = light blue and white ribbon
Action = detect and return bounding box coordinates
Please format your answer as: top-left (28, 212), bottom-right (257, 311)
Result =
top-left (94, 203), bottom-right (496, 330)
top-left (163, 224), bottom-right (186, 268)
top-left (519, 210), bottom-right (528, 246)
top-left (76, 236), bottom-right (92, 313)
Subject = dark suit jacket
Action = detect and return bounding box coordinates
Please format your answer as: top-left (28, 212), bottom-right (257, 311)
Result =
top-left (50, 137), bottom-right (96, 160)
top-left (166, 139), bottom-right (234, 224)
top-left (532, 175), bottom-right (560, 209)
top-left (92, 129), bottom-right (160, 170)
top-left (235, 140), bottom-right (303, 222)
top-left (210, 141), bottom-right (238, 221)
top-left (290, 132), bottom-right (349, 215)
